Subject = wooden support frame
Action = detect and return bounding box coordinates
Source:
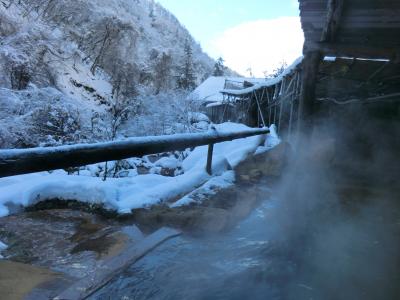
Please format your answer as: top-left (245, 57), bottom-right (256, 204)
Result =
top-left (277, 78), bottom-right (286, 133)
top-left (287, 73), bottom-right (299, 139)
top-left (266, 89), bottom-right (272, 125)
top-left (253, 90), bottom-right (266, 127)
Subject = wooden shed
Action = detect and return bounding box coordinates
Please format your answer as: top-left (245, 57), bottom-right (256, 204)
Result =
top-left (298, 0), bottom-right (400, 131)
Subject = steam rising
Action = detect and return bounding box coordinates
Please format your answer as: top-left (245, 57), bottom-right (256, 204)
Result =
top-left (265, 101), bottom-right (400, 299)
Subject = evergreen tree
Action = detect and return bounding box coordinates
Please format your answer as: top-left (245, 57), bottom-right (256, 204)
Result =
top-left (177, 40), bottom-right (196, 90)
top-left (213, 57), bottom-right (226, 76)
top-left (154, 52), bottom-right (172, 93)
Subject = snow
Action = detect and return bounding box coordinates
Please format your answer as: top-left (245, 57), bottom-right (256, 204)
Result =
top-left (188, 112), bottom-right (210, 123)
top-left (191, 76), bottom-right (266, 103)
top-left (0, 240), bottom-right (7, 259)
top-left (221, 57), bottom-right (303, 96)
top-left (155, 156), bottom-right (180, 169)
top-left (56, 61), bottom-right (113, 104)
top-left (171, 171), bottom-right (236, 207)
top-left (0, 122), bottom-right (280, 217)
top-left (254, 124), bottom-right (281, 155)
top-left (324, 56), bottom-right (337, 62)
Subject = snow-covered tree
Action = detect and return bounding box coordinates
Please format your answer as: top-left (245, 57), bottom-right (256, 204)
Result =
top-left (0, 0), bottom-right (218, 149)
top-left (29, 104), bottom-right (82, 145)
top-left (213, 57), bottom-right (226, 76)
top-left (177, 40), bottom-right (197, 91)
top-left (265, 60), bottom-right (288, 79)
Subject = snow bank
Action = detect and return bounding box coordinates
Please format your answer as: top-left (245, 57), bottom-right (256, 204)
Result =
top-left (0, 240), bottom-right (7, 259)
top-left (0, 123), bottom-right (280, 217)
top-left (254, 124), bottom-right (281, 155)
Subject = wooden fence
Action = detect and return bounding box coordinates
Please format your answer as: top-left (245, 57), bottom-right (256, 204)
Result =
top-left (0, 128), bottom-right (270, 178)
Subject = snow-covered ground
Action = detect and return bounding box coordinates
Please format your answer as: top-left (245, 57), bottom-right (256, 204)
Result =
top-left (0, 240), bottom-right (7, 259)
top-left (0, 123), bottom-right (280, 217)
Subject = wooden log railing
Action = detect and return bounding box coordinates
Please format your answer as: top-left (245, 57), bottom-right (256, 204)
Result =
top-left (0, 128), bottom-right (270, 178)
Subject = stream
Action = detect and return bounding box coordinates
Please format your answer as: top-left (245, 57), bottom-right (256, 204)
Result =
top-left (90, 176), bottom-right (400, 300)
top-left (90, 197), bottom-right (290, 300)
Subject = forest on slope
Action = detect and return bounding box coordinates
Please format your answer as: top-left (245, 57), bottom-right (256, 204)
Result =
top-left (0, 0), bottom-right (227, 148)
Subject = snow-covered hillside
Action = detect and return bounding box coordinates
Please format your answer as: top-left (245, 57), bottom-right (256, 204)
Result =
top-left (0, 0), bottom-right (219, 147)
top-left (0, 0), bottom-right (215, 91)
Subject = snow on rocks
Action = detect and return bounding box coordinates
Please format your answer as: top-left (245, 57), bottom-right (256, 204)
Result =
top-left (0, 240), bottom-right (7, 259)
top-left (155, 156), bottom-right (180, 170)
top-left (0, 123), bottom-right (280, 217)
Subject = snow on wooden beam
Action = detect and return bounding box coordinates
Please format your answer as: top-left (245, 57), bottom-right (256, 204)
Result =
top-left (0, 128), bottom-right (270, 178)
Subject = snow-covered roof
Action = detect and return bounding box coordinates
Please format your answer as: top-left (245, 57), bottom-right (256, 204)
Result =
top-left (221, 57), bottom-right (303, 96)
top-left (190, 76), bottom-right (266, 103)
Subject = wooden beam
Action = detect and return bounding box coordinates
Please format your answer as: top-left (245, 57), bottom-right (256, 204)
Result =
top-left (317, 92), bottom-right (400, 105)
top-left (0, 128), bottom-right (270, 178)
top-left (306, 42), bottom-right (400, 61)
top-left (321, 0), bottom-right (345, 42)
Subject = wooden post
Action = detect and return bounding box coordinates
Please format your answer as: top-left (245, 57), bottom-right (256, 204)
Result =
top-left (266, 89), bottom-right (272, 125)
top-left (254, 90), bottom-right (266, 127)
top-left (288, 73), bottom-right (299, 140)
top-left (277, 78), bottom-right (286, 133)
top-left (297, 50), bottom-right (322, 140)
top-left (288, 97), bottom-right (294, 139)
top-left (273, 84), bottom-right (278, 124)
top-left (206, 143), bottom-right (214, 175)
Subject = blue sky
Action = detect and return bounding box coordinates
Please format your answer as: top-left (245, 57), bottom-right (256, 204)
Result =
top-left (156, 0), bottom-right (303, 76)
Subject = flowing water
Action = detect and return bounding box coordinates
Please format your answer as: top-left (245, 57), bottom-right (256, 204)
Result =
top-left (91, 198), bottom-right (291, 300)
top-left (90, 176), bottom-right (400, 300)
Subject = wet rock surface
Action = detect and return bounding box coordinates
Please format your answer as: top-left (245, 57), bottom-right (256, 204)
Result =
top-left (0, 210), bottom-right (133, 278)
top-left (0, 260), bottom-right (62, 300)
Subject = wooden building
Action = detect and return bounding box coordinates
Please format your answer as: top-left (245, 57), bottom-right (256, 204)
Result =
top-left (298, 0), bottom-right (400, 129)
top-left (211, 0), bottom-right (400, 147)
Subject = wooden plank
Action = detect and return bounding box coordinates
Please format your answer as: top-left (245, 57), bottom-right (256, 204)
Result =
top-left (0, 128), bottom-right (269, 178)
top-left (54, 227), bottom-right (181, 300)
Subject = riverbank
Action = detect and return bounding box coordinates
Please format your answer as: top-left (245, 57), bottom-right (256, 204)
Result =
top-left (0, 142), bottom-right (289, 300)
